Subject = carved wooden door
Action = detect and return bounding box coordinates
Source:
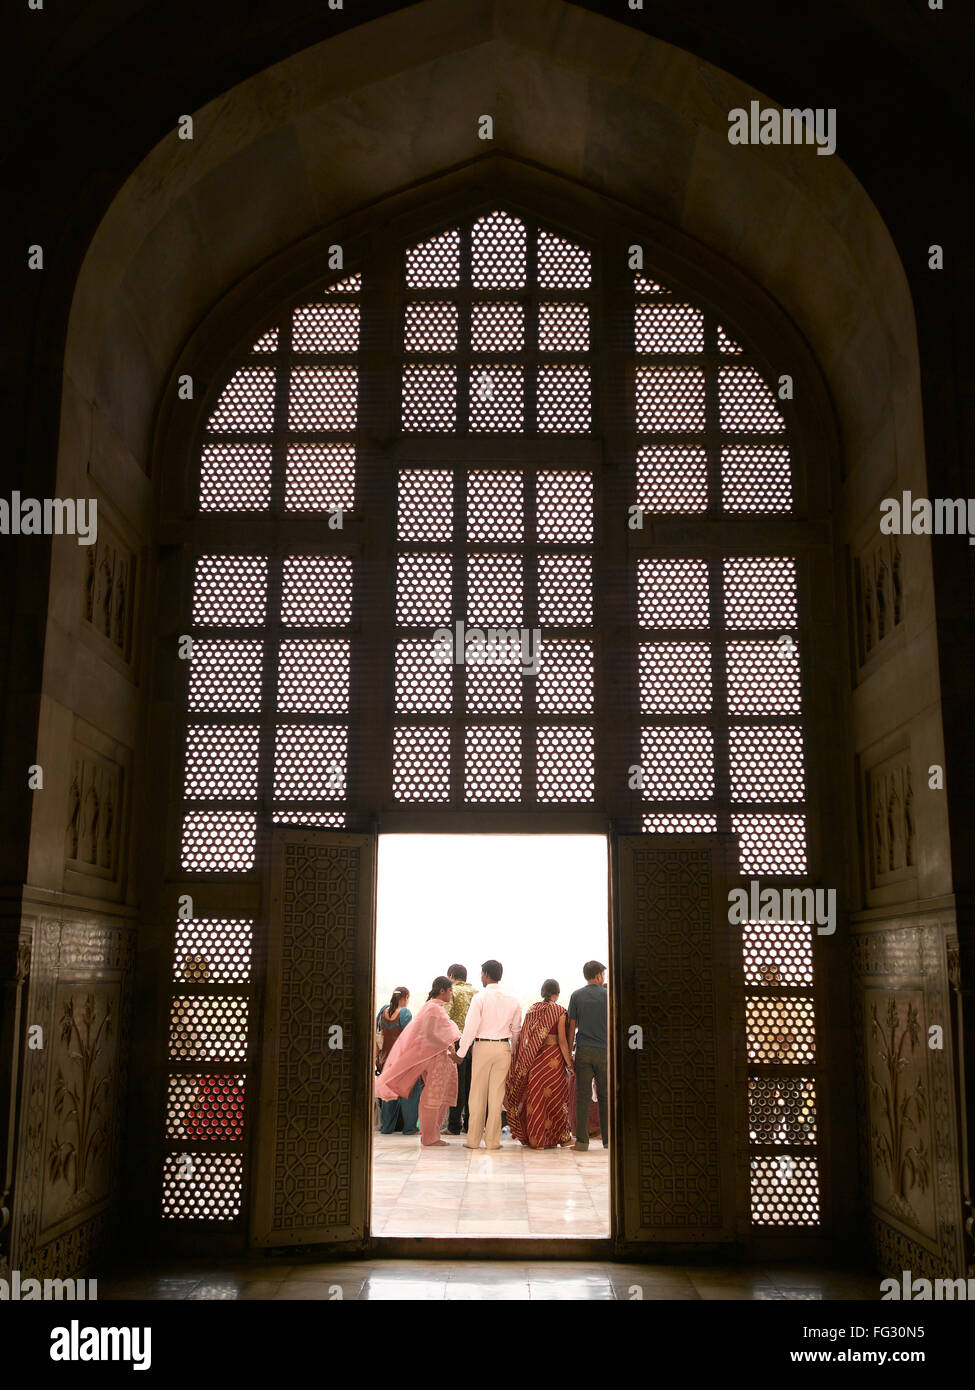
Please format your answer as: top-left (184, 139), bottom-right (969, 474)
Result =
top-left (613, 833), bottom-right (748, 1246)
top-left (250, 828), bottom-right (375, 1247)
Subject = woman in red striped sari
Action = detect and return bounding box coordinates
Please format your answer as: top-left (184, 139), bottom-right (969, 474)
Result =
top-left (504, 979), bottom-right (573, 1149)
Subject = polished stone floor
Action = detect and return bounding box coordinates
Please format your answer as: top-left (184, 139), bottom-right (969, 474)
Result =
top-left (95, 1258), bottom-right (883, 1301)
top-left (371, 1130), bottom-right (610, 1236)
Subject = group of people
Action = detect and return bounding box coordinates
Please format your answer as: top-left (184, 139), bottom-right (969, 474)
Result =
top-left (374, 960), bottom-right (609, 1151)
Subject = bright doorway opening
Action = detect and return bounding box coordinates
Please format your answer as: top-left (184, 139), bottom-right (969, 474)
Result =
top-left (372, 833), bottom-right (611, 1238)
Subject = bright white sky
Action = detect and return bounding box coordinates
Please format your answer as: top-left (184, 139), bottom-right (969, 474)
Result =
top-left (375, 834), bottom-right (609, 1018)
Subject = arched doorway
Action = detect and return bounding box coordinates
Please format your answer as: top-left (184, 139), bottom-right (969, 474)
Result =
top-left (145, 178), bottom-right (839, 1257)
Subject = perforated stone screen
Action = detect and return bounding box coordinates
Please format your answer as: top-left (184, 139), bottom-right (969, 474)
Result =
top-left (166, 211), bottom-right (820, 1233)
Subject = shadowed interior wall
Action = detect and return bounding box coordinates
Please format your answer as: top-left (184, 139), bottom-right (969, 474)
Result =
top-left (2, 0), bottom-right (968, 1279)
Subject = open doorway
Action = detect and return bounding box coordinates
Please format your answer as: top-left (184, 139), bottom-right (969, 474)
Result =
top-left (372, 834), bottom-right (611, 1238)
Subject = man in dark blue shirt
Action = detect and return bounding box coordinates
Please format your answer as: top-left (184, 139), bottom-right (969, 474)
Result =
top-left (566, 960), bottom-right (608, 1151)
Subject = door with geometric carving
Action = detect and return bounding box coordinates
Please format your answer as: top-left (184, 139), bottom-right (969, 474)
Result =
top-left (613, 833), bottom-right (748, 1246)
top-left (250, 829), bottom-right (375, 1247)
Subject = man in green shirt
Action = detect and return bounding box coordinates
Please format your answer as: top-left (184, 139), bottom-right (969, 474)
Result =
top-left (446, 963), bottom-right (477, 1135)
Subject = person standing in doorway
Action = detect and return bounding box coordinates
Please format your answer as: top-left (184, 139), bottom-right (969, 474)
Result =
top-left (375, 987), bottom-right (421, 1135)
top-left (375, 977), bottom-right (462, 1147)
top-left (457, 960), bottom-right (522, 1151)
top-left (566, 961), bottom-right (608, 1151)
top-left (445, 964), bottom-right (477, 1135)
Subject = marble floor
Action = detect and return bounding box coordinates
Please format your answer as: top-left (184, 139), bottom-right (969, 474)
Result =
top-left (95, 1258), bottom-right (884, 1301)
top-left (371, 1130), bottom-right (610, 1236)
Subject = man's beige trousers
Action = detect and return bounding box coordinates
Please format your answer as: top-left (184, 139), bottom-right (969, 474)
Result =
top-left (464, 1040), bottom-right (511, 1149)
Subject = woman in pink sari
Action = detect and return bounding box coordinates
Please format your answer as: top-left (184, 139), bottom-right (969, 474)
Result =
top-left (375, 976), bottom-right (461, 1146)
top-left (504, 978), bottom-right (573, 1149)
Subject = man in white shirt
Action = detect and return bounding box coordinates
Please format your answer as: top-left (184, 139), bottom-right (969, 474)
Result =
top-left (457, 959), bottom-right (522, 1150)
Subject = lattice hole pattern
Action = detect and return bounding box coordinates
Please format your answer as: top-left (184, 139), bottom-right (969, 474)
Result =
top-left (180, 813), bottom-right (256, 872)
top-left (465, 647), bottom-right (524, 714)
top-left (749, 1078), bottom-right (817, 1145)
top-left (750, 1155), bottom-right (820, 1226)
top-left (397, 554), bottom-right (453, 625)
top-left (183, 726), bottom-right (259, 799)
top-left (271, 810), bottom-right (345, 827)
top-left (639, 642), bottom-right (712, 713)
top-left (538, 554), bottom-right (593, 625)
top-left (405, 228), bottom-right (461, 289)
top-left (324, 274), bottom-right (362, 294)
top-left (193, 556), bottom-right (268, 626)
top-left (732, 814), bottom-right (808, 875)
top-left (472, 212), bottom-right (527, 289)
top-left (726, 641), bottom-right (802, 715)
top-left (634, 273), bottom-right (670, 294)
top-left (402, 366), bottom-right (456, 431)
top-left (719, 367), bottom-right (786, 432)
top-left (199, 445), bottom-right (272, 511)
top-left (637, 446), bottom-right (708, 513)
top-left (468, 471), bottom-right (524, 542)
top-left (637, 559), bottom-right (710, 628)
top-left (288, 368), bottom-right (358, 430)
top-left (729, 727), bottom-right (805, 802)
top-left (469, 366), bottom-right (524, 432)
top-left (277, 641), bottom-right (350, 713)
top-left (188, 641), bottom-right (263, 712)
top-left (292, 303), bottom-right (360, 352)
top-left (537, 230), bottom-right (592, 288)
top-left (536, 641), bottom-right (594, 714)
top-left (724, 558), bottom-right (798, 630)
top-left (161, 1153), bottom-right (243, 1221)
top-left (537, 367), bottom-right (592, 433)
top-left (642, 813), bottom-right (718, 833)
top-left (172, 919), bottom-right (253, 984)
top-left (404, 302), bottom-right (459, 353)
top-left (392, 726), bottom-right (451, 801)
top-left (281, 556), bottom-right (353, 626)
top-left (536, 471), bottom-right (594, 542)
top-left (635, 368), bottom-right (706, 431)
top-left (273, 726), bottom-right (348, 798)
top-left (284, 444), bottom-right (356, 512)
top-left (538, 303), bottom-right (590, 352)
top-left (746, 997), bottom-right (816, 1064)
top-left (467, 555), bottom-right (523, 625)
top-left (742, 918), bottom-right (814, 988)
top-left (723, 447), bottom-right (792, 512)
top-left (206, 368), bottom-right (275, 432)
top-left (471, 303), bottom-right (525, 353)
top-left (640, 727), bottom-right (715, 799)
top-left (170, 996), bottom-right (249, 1062)
top-left (464, 726), bottom-right (522, 802)
top-left (536, 726), bottom-right (595, 801)
top-left (166, 1075), bottom-right (246, 1142)
top-left (398, 469), bottom-right (454, 542)
top-left (635, 304), bottom-right (705, 353)
top-left (396, 639), bottom-right (454, 713)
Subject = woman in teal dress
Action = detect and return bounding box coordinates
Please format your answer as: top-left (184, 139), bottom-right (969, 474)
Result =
top-left (376, 987), bottom-right (422, 1133)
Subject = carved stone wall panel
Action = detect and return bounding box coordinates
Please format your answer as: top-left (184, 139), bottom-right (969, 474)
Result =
top-left (65, 749), bottom-right (125, 882)
top-left (251, 830), bottom-right (374, 1247)
top-left (853, 532), bottom-right (904, 672)
top-left (852, 923), bottom-right (964, 1279)
top-left (83, 522), bottom-right (135, 663)
top-left (10, 913), bottom-right (134, 1280)
top-left (615, 835), bottom-right (747, 1244)
top-left (862, 749), bottom-right (916, 894)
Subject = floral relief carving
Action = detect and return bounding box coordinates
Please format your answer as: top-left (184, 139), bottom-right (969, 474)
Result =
top-left (47, 994), bottom-right (114, 1213)
top-left (869, 995), bottom-right (930, 1230)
